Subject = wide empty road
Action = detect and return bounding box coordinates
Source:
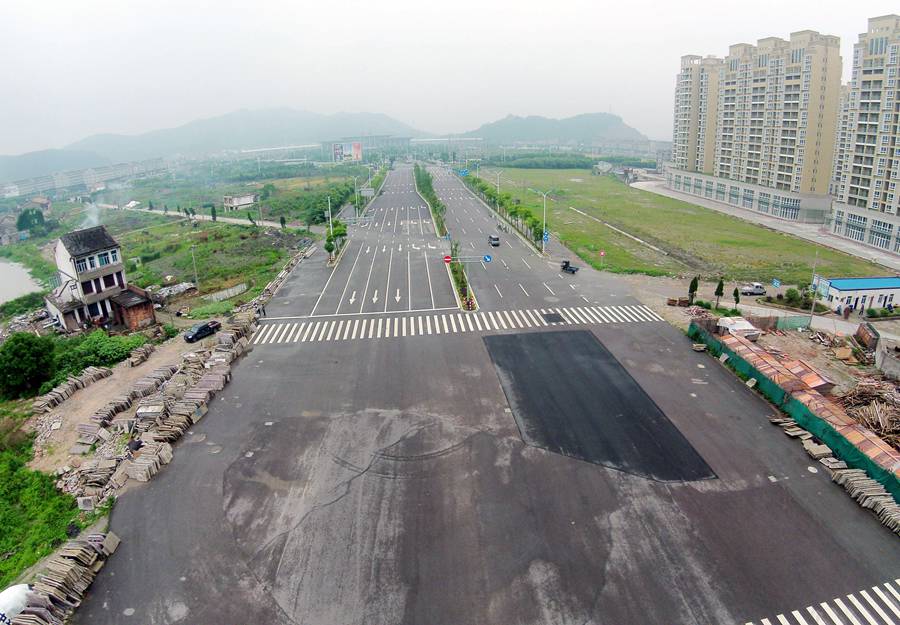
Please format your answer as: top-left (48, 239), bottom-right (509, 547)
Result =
top-left (74, 165), bottom-right (900, 625)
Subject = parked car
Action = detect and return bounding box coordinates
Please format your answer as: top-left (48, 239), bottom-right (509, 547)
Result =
top-left (740, 282), bottom-right (766, 296)
top-left (488, 234), bottom-right (500, 247)
top-left (184, 320), bottom-right (221, 343)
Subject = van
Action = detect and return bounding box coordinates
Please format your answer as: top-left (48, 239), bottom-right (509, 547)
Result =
top-left (488, 235), bottom-right (500, 247)
top-left (740, 282), bottom-right (766, 296)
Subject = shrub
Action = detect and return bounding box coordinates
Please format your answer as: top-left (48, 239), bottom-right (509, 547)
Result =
top-left (866, 308), bottom-right (879, 318)
top-left (0, 333), bottom-right (56, 398)
top-left (764, 295), bottom-right (774, 303)
top-left (776, 293), bottom-right (784, 301)
top-left (784, 288), bottom-right (801, 306)
top-left (162, 323), bottom-right (179, 339)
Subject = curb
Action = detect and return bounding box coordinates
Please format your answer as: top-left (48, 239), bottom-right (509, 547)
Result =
top-left (414, 164), bottom-right (441, 239)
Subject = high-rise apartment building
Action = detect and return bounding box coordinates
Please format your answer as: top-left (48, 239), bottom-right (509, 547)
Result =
top-left (667, 30), bottom-right (841, 223)
top-left (673, 55), bottom-right (723, 174)
top-left (830, 15), bottom-right (900, 253)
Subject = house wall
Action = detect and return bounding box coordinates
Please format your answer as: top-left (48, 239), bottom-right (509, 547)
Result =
top-left (824, 286), bottom-right (900, 310)
top-left (121, 302), bottom-right (156, 330)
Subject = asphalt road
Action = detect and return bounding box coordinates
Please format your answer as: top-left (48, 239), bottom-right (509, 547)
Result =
top-left (73, 165), bottom-right (900, 625)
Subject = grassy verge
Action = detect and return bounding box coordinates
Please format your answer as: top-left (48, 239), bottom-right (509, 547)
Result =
top-left (0, 400), bottom-right (83, 588)
top-left (414, 164), bottom-right (447, 236)
top-left (477, 167), bottom-right (887, 284)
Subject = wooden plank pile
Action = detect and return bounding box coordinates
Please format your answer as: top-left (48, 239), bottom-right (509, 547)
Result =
top-left (31, 367), bottom-right (113, 414)
top-left (832, 469), bottom-right (900, 534)
top-left (11, 534), bottom-right (120, 625)
top-left (128, 343), bottom-right (155, 367)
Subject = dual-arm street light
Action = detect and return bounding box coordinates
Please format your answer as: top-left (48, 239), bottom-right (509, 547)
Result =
top-left (527, 188), bottom-right (551, 255)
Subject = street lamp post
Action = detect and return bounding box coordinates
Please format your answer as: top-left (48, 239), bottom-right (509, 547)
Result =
top-left (528, 188), bottom-right (550, 255)
top-left (352, 175), bottom-right (360, 218)
top-left (190, 244), bottom-right (199, 290)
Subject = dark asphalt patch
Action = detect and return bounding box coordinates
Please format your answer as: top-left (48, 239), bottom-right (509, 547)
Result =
top-left (484, 330), bottom-right (715, 482)
top-left (543, 312), bottom-right (564, 323)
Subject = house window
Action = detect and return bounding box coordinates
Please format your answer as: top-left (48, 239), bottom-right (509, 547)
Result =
top-left (98, 252), bottom-right (110, 266)
top-left (110, 249), bottom-right (119, 263)
top-left (115, 271), bottom-right (124, 287)
top-left (88, 302), bottom-right (100, 317)
top-left (88, 256), bottom-right (96, 269)
top-left (75, 258), bottom-right (88, 273)
top-left (81, 280), bottom-right (94, 294)
top-left (103, 273), bottom-right (116, 288)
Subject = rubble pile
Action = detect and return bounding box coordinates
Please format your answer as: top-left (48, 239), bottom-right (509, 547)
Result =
top-left (128, 343), bottom-right (155, 367)
top-left (31, 367), bottom-right (113, 414)
top-left (832, 469), bottom-right (900, 534)
top-left (10, 533), bottom-right (120, 625)
top-left (684, 306), bottom-right (713, 319)
top-left (838, 378), bottom-right (900, 448)
top-left (51, 314), bottom-right (255, 506)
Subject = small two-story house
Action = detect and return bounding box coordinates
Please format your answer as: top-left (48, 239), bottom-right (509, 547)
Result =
top-left (45, 225), bottom-right (155, 331)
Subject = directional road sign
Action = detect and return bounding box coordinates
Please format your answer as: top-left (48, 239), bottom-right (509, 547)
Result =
top-left (483, 255), bottom-right (492, 263)
top-left (444, 255), bottom-right (452, 264)
top-left (772, 278), bottom-right (782, 288)
top-left (543, 230), bottom-right (550, 242)
top-left (459, 169), bottom-right (469, 177)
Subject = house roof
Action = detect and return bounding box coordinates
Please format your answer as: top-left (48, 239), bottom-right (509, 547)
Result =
top-left (111, 288), bottom-right (150, 308)
top-left (827, 276), bottom-right (900, 291)
top-left (59, 226), bottom-right (118, 257)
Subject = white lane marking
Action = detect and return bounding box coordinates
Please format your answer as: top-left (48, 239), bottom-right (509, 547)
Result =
top-left (384, 318), bottom-right (392, 338)
top-left (500, 258), bottom-right (509, 270)
top-left (441, 315), bottom-right (449, 334)
top-left (335, 239), bottom-right (366, 314)
top-left (511, 310), bottom-right (527, 328)
top-left (325, 321), bottom-right (337, 341)
top-left (417, 315), bottom-right (424, 335)
top-left (579, 307), bottom-right (602, 323)
top-left (302, 322), bottom-right (316, 342)
top-left (592, 306), bottom-right (613, 323)
top-left (342, 319), bottom-right (352, 340)
top-left (291, 322), bottom-right (306, 342)
top-left (473, 313), bottom-right (483, 331)
top-left (543, 282), bottom-right (555, 295)
top-left (426, 316), bottom-right (433, 335)
top-left (402, 316), bottom-right (407, 337)
top-left (617, 306), bottom-right (640, 322)
top-left (283, 323), bottom-right (298, 343)
top-left (521, 257), bottom-right (532, 269)
top-left (581, 295), bottom-right (590, 303)
top-left (503, 310), bottom-right (516, 328)
top-left (424, 251), bottom-right (436, 309)
top-left (487, 311), bottom-right (500, 330)
top-left (640, 304), bottom-right (664, 321)
top-left (367, 318), bottom-right (376, 339)
top-left (519, 283), bottom-right (529, 296)
top-left (456, 314), bottom-right (467, 332)
top-left (351, 319), bottom-right (360, 340)
top-left (494, 284), bottom-right (503, 298)
top-left (434, 314), bottom-right (442, 335)
top-left (819, 602), bottom-right (846, 625)
top-left (804, 606), bottom-right (829, 625)
top-left (317, 321), bottom-right (330, 341)
top-left (775, 616), bottom-right (790, 625)
top-left (465, 314), bottom-right (474, 331)
top-left (383, 247), bottom-right (395, 313)
top-left (834, 598), bottom-right (863, 625)
top-left (359, 244), bottom-right (380, 313)
top-left (571, 308), bottom-right (592, 324)
top-left (376, 318), bottom-right (383, 338)
top-left (333, 320), bottom-right (345, 340)
top-left (790, 611), bottom-right (810, 625)
top-left (449, 315), bottom-right (458, 333)
top-left (531, 309), bottom-right (548, 326)
top-left (626, 305), bottom-right (652, 322)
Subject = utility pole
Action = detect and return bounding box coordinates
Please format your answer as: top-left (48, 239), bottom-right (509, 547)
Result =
top-left (528, 188), bottom-right (550, 255)
top-left (327, 196), bottom-right (333, 238)
top-left (190, 244), bottom-right (199, 290)
top-left (808, 249), bottom-right (819, 329)
top-left (352, 175), bottom-right (360, 218)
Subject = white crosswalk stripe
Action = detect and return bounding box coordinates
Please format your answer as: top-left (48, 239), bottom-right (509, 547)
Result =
top-left (251, 304), bottom-right (666, 346)
top-left (745, 580), bottom-right (900, 625)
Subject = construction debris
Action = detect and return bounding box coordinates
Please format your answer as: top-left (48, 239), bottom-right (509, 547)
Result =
top-left (837, 378), bottom-right (900, 448)
top-left (128, 343), bottom-right (155, 367)
top-left (10, 532), bottom-right (120, 625)
top-left (832, 469), bottom-right (900, 535)
top-left (31, 367), bottom-right (113, 414)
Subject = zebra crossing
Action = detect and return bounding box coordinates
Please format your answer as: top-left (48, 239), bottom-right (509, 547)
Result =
top-left (250, 304), bottom-right (664, 346)
top-left (746, 579), bottom-right (900, 625)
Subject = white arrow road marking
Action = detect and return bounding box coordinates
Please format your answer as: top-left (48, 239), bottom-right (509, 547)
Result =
top-left (349, 291), bottom-right (357, 304)
top-left (428, 243), bottom-right (436, 249)
top-left (382, 245), bottom-right (387, 253)
top-left (398, 244), bottom-right (403, 252)
top-left (469, 242), bottom-right (475, 249)
top-left (372, 290), bottom-right (379, 303)
top-left (366, 246), bottom-right (371, 253)
top-left (395, 289), bottom-right (401, 303)
top-left (412, 243), bottom-right (420, 250)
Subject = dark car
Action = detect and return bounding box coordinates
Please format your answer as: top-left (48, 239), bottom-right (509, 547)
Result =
top-left (184, 320), bottom-right (221, 343)
top-left (488, 234), bottom-right (500, 247)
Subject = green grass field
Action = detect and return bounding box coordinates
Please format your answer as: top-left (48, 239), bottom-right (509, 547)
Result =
top-left (479, 168), bottom-right (886, 285)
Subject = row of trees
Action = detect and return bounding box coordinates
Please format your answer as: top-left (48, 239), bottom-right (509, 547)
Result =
top-left (464, 175), bottom-right (545, 244)
top-left (688, 276), bottom-right (740, 309)
top-left (16, 208), bottom-right (59, 237)
top-left (413, 164), bottom-right (447, 236)
top-left (482, 154), bottom-right (596, 169)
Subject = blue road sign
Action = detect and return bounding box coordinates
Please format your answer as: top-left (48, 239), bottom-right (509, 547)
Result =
top-left (444, 233), bottom-right (451, 240)
top-left (459, 169), bottom-right (469, 177)
top-left (483, 254), bottom-right (492, 263)
top-left (772, 278), bottom-right (782, 288)
top-left (542, 230), bottom-right (550, 242)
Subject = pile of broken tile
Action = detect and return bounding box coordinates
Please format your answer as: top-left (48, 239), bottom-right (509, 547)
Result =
top-left (767, 415), bottom-right (900, 535)
top-left (127, 343), bottom-right (155, 367)
top-left (31, 367), bottom-right (113, 414)
top-left (53, 315), bottom-right (255, 508)
top-left (10, 533), bottom-right (120, 625)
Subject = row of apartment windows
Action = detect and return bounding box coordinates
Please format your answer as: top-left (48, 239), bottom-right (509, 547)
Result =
top-left (73, 248), bottom-right (120, 273)
top-left (670, 174), bottom-right (801, 219)
top-left (833, 210), bottom-right (900, 251)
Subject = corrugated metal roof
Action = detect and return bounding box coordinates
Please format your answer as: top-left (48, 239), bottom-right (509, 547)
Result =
top-left (827, 276), bottom-right (900, 291)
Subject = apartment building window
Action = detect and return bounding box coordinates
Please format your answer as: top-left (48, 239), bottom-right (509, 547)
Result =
top-left (833, 210), bottom-right (845, 233)
top-left (693, 178), bottom-right (702, 194)
top-left (894, 233), bottom-right (900, 253)
top-left (75, 258), bottom-right (88, 273)
top-left (845, 213), bottom-right (867, 242)
top-left (716, 183), bottom-right (726, 201)
top-left (705, 181), bottom-right (714, 198)
top-left (742, 189), bottom-right (754, 208)
top-left (98, 251), bottom-right (111, 267)
top-left (869, 219), bottom-right (893, 249)
top-left (674, 175), bottom-right (682, 190)
top-left (758, 192), bottom-right (771, 213)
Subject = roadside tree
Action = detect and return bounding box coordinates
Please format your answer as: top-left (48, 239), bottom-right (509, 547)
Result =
top-left (714, 278), bottom-right (724, 309)
top-left (0, 333), bottom-right (55, 398)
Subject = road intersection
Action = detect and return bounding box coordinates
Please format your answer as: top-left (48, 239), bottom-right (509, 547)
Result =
top-left (74, 164), bottom-right (900, 625)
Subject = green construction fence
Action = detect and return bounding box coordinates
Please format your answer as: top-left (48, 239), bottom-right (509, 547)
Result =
top-left (688, 322), bottom-right (900, 502)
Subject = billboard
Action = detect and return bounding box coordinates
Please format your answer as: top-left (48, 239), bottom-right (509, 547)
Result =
top-left (332, 142), bottom-right (363, 162)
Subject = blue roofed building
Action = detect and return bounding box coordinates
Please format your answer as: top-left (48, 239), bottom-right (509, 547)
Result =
top-left (815, 275), bottom-right (900, 312)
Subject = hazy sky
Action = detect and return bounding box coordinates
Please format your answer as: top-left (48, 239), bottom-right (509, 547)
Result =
top-left (2, 0), bottom-right (898, 155)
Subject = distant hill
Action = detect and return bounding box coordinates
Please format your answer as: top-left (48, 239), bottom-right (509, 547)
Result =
top-left (0, 149), bottom-right (109, 184)
top-left (65, 108), bottom-right (426, 162)
top-left (461, 113), bottom-right (646, 144)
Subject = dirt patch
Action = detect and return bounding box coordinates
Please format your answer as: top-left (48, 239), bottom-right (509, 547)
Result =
top-left (27, 336), bottom-right (203, 474)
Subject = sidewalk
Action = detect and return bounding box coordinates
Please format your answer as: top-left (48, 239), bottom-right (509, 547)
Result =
top-left (632, 180), bottom-right (900, 272)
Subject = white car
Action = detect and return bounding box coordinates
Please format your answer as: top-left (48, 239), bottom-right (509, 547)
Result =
top-left (740, 282), bottom-right (766, 296)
